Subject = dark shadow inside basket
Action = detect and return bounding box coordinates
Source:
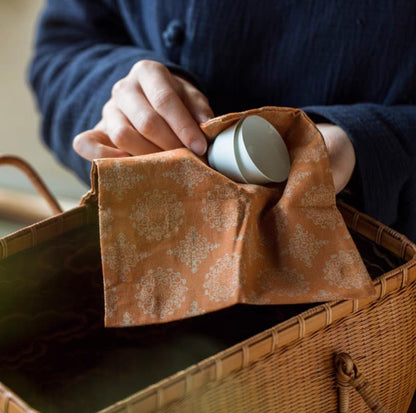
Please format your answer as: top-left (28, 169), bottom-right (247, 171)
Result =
top-left (0, 221), bottom-right (406, 413)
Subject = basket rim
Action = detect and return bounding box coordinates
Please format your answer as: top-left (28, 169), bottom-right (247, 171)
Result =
top-left (0, 204), bottom-right (95, 261)
top-left (96, 201), bottom-right (416, 413)
top-left (1, 201), bottom-right (415, 413)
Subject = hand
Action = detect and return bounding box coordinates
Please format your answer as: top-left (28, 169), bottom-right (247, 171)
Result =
top-left (316, 123), bottom-right (356, 194)
top-left (73, 60), bottom-right (214, 161)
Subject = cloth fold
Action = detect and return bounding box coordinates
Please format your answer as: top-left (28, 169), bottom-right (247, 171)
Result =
top-left (94, 107), bottom-right (375, 327)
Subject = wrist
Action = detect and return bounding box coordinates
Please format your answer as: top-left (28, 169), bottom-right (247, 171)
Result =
top-left (316, 123), bottom-right (356, 194)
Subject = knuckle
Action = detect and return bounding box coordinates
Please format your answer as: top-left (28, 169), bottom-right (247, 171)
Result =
top-left (152, 88), bottom-right (175, 110)
top-left (135, 111), bottom-right (158, 136)
top-left (133, 59), bottom-right (165, 74)
top-left (111, 78), bottom-right (128, 97)
top-left (110, 125), bottom-right (131, 148)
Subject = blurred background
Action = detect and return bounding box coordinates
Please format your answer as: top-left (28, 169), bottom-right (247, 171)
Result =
top-left (0, 1), bottom-right (88, 235)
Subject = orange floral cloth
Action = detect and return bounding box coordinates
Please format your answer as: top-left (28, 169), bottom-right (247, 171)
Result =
top-left (94, 107), bottom-right (375, 327)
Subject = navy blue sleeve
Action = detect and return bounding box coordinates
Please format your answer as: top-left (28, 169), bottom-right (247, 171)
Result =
top-left (303, 104), bottom-right (416, 240)
top-left (29, 0), bottom-right (190, 184)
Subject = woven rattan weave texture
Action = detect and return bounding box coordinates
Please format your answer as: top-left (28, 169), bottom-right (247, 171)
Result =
top-left (146, 283), bottom-right (415, 413)
top-left (0, 200), bottom-right (415, 413)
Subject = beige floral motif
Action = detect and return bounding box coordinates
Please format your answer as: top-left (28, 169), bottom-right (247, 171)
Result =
top-left (304, 207), bottom-right (344, 230)
top-left (201, 183), bottom-right (244, 232)
top-left (257, 266), bottom-right (310, 297)
top-left (203, 253), bottom-right (240, 303)
top-left (135, 267), bottom-right (188, 319)
top-left (167, 226), bottom-right (219, 273)
top-left (100, 160), bottom-right (146, 200)
top-left (103, 233), bottom-right (150, 281)
top-left (99, 203), bottom-right (114, 239)
top-left (183, 301), bottom-right (206, 318)
top-left (162, 158), bottom-right (215, 195)
top-left (323, 250), bottom-right (370, 289)
top-left (285, 171), bottom-right (312, 198)
top-left (121, 312), bottom-right (134, 326)
top-left (301, 183), bottom-right (334, 207)
top-left (283, 224), bottom-right (328, 268)
top-left (293, 143), bottom-right (328, 164)
top-left (105, 287), bottom-right (119, 319)
top-left (130, 189), bottom-right (185, 241)
top-left (311, 289), bottom-right (338, 302)
top-left (138, 151), bottom-right (174, 165)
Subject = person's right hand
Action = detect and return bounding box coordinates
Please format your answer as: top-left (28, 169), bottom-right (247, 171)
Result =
top-left (73, 60), bottom-right (214, 161)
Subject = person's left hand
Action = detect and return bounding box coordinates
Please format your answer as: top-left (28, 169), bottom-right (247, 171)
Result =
top-left (316, 123), bottom-right (356, 194)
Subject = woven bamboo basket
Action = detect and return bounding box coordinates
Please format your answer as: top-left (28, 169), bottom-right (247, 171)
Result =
top-left (0, 156), bottom-right (415, 413)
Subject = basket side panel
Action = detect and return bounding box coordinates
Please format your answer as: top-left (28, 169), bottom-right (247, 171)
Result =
top-left (152, 281), bottom-right (416, 413)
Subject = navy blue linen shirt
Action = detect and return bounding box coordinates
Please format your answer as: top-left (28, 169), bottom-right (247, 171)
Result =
top-left (29, 0), bottom-right (416, 241)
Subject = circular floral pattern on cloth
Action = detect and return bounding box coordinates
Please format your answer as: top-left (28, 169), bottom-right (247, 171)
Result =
top-left (203, 253), bottom-right (240, 303)
top-left (183, 301), bottom-right (206, 318)
top-left (100, 160), bottom-right (146, 201)
top-left (304, 206), bottom-right (344, 230)
top-left (135, 267), bottom-right (188, 320)
top-left (102, 233), bottom-right (150, 282)
top-left (99, 203), bottom-right (114, 240)
top-left (167, 226), bottom-right (219, 273)
top-left (105, 287), bottom-right (119, 320)
top-left (292, 141), bottom-right (328, 164)
top-left (95, 108), bottom-right (375, 326)
top-left (283, 224), bottom-right (329, 268)
top-left (284, 171), bottom-right (312, 198)
top-left (129, 189), bottom-right (185, 241)
top-left (162, 158), bottom-right (215, 195)
top-left (201, 183), bottom-right (245, 232)
top-left (323, 250), bottom-right (371, 290)
top-left (301, 184), bottom-right (334, 207)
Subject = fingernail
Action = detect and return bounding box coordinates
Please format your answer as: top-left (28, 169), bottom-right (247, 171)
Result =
top-left (190, 139), bottom-right (207, 156)
top-left (197, 113), bottom-right (212, 124)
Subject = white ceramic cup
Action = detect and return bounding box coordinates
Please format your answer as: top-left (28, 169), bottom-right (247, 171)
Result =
top-left (208, 115), bottom-right (290, 184)
top-left (235, 115), bottom-right (290, 184)
top-left (207, 121), bottom-right (248, 183)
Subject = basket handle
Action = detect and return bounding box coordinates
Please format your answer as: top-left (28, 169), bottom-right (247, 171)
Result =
top-left (0, 155), bottom-right (62, 215)
top-left (335, 353), bottom-right (390, 413)
top-left (0, 381), bottom-right (40, 413)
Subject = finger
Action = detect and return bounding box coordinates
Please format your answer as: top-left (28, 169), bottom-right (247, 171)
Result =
top-left (175, 76), bottom-right (214, 123)
top-left (137, 64), bottom-right (208, 155)
top-left (111, 79), bottom-right (183, 151)
top-left (73, 130), bottom-right (130, 161)
top-left (102, 102), bottom-right (162, 155)
top-left (182, 87), bottom-right (214, 124)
